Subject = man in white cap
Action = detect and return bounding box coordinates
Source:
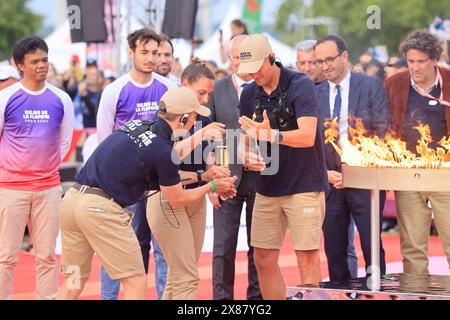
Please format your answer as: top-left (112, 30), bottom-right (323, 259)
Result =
top-left (57, 87), bottom-right (237, 300)
top-left (238, 34), bottom-right (329, 299)
top-left (0, 65), bottom-right (21, 91)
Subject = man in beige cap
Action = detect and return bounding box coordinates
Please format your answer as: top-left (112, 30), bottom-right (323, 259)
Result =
top-left (0, 65), bottom-right (21, 90)
top-left (57, 87), bottom-right (237, 300)
top-left (238, 34), bottom-right (329, 299)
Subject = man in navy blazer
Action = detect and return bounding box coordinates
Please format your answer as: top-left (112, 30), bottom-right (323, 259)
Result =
top-left (314, 35), bottom-right (388, 281)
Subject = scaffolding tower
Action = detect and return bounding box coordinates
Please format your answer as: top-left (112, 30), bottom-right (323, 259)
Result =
top-left (115, 0), bottom-right (164, 73)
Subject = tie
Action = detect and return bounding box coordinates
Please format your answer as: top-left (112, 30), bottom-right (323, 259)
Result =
top-left (332, 85), bottom-right (342, 171)
top-left (332, 85), bottom-right (341, 121)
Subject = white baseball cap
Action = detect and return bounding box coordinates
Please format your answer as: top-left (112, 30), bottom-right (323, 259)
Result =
top-left (237, 34), bottom-right (273, 74)
top-left (159, 87), bottom-right (211, 117)
top-left (0, 65), bottom-right (21, 81)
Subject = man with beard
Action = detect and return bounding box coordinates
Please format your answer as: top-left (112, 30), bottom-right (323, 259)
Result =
top-left (155, 34), bottom-right (181, 86)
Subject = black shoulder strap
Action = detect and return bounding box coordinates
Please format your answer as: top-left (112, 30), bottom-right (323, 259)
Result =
top-left (120, 120), bottom-right (155, 138)
top-left (119, 120), bottom-right (156, 189)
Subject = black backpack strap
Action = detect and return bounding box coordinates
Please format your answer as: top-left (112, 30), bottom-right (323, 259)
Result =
top-left (119, 120), bottom-right (156, 189)
top-left (253, 92), bottom-right (263, 119)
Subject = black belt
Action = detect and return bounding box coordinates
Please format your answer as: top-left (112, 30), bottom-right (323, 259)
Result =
top-left (72, 183), bottom-right (117, 204)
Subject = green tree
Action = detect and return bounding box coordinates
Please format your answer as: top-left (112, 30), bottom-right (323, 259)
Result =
top-left (275, 0), bottom-right (450, 61)
top-left (0, 0), bottom-right (43, 61)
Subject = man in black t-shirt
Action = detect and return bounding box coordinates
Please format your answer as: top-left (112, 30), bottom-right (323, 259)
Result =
top-left (238, 34), bottom-right (328, 299)
top-left (57, 87), bottom-right (237, 300)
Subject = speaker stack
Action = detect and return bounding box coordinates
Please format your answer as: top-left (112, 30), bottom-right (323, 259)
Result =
top-left (67, 0), bottom-right (108, 43)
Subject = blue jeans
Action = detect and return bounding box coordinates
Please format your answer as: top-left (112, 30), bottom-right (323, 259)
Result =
top-left (347, 217), bottom-right (358, 278)
top-left (100, 199), bottom-right (167, 300)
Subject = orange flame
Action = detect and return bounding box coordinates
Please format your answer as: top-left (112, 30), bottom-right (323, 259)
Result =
top-left (323, 119), bottom-right (450, 169)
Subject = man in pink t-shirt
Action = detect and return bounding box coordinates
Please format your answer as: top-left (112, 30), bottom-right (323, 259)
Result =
top-left (0, 37), bottom-right (74, 300)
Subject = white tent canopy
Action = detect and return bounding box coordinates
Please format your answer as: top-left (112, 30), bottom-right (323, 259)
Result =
top-left (45, 20), bottom-right (87, 74)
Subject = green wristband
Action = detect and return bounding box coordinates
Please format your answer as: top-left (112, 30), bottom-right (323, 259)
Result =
top-left (211, 180), bottom-right (218, 193)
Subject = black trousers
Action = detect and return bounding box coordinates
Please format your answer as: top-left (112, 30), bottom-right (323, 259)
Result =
top-left (323, 187), bottom-right (387, 281)
top-left (212, 172), bottom-right (262, 300)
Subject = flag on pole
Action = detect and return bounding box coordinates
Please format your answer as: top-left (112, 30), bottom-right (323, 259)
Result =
top-left (242, 0), bottom-right (263, 34)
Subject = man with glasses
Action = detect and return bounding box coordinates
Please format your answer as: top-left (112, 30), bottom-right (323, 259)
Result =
top-left (296, 40), bottom-right (325, 85)
top-left (385, 30), bottom-right (450, 275)
top-left (314, 35), bottom-right (388, 281)
top-left (297, 39), bottom-right (358, 279)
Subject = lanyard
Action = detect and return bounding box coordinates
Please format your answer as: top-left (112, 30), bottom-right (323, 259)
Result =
top-left (411, 70), bottom-right (450, 107)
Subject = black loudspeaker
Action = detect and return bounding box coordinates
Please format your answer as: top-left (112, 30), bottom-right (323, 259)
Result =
top-left (162, 0), bottom-right (198, 39)
top-left (67, 0), bottom-right (108, 43)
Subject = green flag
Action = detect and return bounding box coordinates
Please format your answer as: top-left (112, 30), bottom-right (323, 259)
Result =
top-left (242, 0), bottom-right (263, 34)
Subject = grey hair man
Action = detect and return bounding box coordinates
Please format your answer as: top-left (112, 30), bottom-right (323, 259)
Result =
top-left (296, 39), bottom-right (325, 85)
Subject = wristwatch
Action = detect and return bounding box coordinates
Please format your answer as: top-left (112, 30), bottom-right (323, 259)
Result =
top-left (273, 131), bottom-right (283, 144)
top-left (196, 169), bottom-right (206, 185)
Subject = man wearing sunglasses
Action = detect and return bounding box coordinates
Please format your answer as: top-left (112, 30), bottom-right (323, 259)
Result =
top-left (315, 35), bottom-right (389, 282)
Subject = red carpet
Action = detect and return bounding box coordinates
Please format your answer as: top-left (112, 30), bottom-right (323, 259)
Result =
top-left (12, 234), bottom-right (448, 300)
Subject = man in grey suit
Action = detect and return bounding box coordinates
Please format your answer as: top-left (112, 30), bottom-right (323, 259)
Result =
top-left (314, 35), bottom-right (388, 281)
top-left (207, 35), bottom-right (262, 300)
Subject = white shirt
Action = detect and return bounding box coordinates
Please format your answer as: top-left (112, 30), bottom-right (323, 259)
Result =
top-left (168, 74), bottom-right (181, 86)
top-left (410, 68), bottom-right (439, 94)
top-left (328, 71), bottom-right (351, 138)
top-left (155, 72), bottom-right (181, 86)
top-left (232, 73), bottom-right (254, 99)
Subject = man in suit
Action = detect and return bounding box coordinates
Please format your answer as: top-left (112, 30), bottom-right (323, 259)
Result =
top-left (314, 35), bottom-right (388, 281)
top-left (207, 35), bottom-right (262, 300)
top-left (297, 39), bottom-right (358, 278)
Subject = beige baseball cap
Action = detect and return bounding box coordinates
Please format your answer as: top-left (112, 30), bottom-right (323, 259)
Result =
top-left (159, 87), bottom-right (211, 117)
top-left (237, 34), bottom-right (273, 74)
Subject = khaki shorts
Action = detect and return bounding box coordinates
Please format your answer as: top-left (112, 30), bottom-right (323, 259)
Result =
top-left (59, 188), bottom-right (145, 280)
top-left (251, 192), bottom-right (325, 251)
